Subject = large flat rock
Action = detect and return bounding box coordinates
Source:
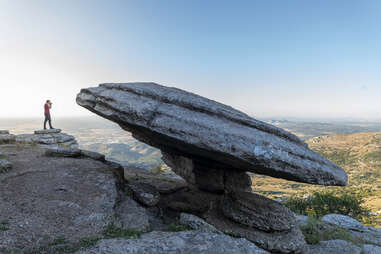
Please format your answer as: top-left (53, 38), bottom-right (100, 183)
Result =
top-left (77, 83), bottom-right (347, 186)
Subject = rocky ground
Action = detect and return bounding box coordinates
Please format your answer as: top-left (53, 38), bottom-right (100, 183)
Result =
top-left (1, 129), bottom-right (381, 253)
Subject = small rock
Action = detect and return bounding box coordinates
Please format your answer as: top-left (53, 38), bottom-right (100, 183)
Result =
top-left (362, 244), bottom-right (381, 254)
top-left (179, 213), bottom-right (221, 234)
top-left (128, 182), bottom-right (160, 207)
top-left (74, 231), bottom-right (270, 254)
top-left (34, 129), bottom-right (62, 134)
top-left (81, 150), bottom-right (105, 161)
top-left (321, 214), bottom-right (368, 232)
top-left (0, 159), bottom-right (12, 173)
top-left (45, 147), bottom-right (82, 157)
top-left (309, 240), bottom-right (361, 254)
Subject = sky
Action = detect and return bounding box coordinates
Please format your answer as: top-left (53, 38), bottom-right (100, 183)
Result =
top-left (1, 0), bottom-right (380, 120)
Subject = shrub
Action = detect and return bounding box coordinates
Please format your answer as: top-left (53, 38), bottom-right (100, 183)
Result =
top-left (285, 188), bottom-right (371, 222)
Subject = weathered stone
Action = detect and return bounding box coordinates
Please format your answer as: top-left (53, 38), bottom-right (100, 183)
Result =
top-left (309, 240), bottom-right (361, 254)
top-left (225, 171), bottom-right (252, 192)
top-left (0, 130), bottom-right (10, 134)
top-left (205, 203), bottom-right (306, 254)
top-left (34, 129), bottom-right (62, 134)
top-left (322, 214), bottom-right (368, 232)
top-left (0, 159), bottom-right (12, 173)
top-left (75, 231), bottom-right (270, 254)
top-left (45, 147), bottom-right (82, 157)
top-left (0, 134), bottom-right (16, 144)
top-left (128, 182), bottom-right (160, 207)
top-left (295, 215), bottom-right (309, 228)
top-left (124, 166), bottom-right (187, 194)
top-left (179, 213), bottom-right (221, 234)
top-left (162, 152), bottom-right (251, 193)
top-left (362, 244), bottom-right (381, 254)
top-left (81, 149), bottom-right (106, 161)
top-left (114, 196), bottom-right (151, 232)
top-left (76, 82), bottom-right (347, 186)
top-left (222, 191), bottom-right (296, 232)
top-left (0, 145), bottom-right (119, 252)
top-left (16, 131), bottom-right (78, 148)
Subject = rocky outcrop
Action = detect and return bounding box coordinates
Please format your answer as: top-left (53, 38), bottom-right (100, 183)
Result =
top-left (75, 231), bottom-right (270, 254)
top-left (16, 129), bottom-right (78, 148)
top-left (0, 144), bottom-right (122, 253)
top-left (76, 83), bottom-right (347, 186)
top-left (76, 82), bottom-right (350, 253)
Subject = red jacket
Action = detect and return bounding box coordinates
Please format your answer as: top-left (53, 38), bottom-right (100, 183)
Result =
top-left (44, 103), bottom-right (50, 114)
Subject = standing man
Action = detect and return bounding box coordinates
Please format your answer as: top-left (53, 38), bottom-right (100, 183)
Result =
top-left (44, 100), bottom-right (54, 129)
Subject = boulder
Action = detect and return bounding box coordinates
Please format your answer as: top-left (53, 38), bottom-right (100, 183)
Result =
top-left (0, 130), bottom-right (9, 134)
top-left (128, 182), bottom-right (160, 207)
top-left (362, 244), bottom-right (381, 254)
top-left (179, 213), bottom-right (221, 234)
top-left (205, 203), bottom-right (306, 254)
top-left (76, 82), bottom-right (347, 186)
top-left (221, 191), bottom-right (296, 232)
top-left (321, 214), bottom-right (368, 232)
top-left (45, 147), bottom-right (82, 157)
top-left (0, 159), bottom-right (12, 173)
top-left (74, 231), bottom-right (270, 254)
top-left (309, 240), bottom-right (361, 254)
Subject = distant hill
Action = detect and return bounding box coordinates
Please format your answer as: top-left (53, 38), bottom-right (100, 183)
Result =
top-left (252, 132), bottom-right (381, 217)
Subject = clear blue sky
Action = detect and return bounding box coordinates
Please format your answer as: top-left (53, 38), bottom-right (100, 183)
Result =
top-left (1, 0), bottom-right (380, 119)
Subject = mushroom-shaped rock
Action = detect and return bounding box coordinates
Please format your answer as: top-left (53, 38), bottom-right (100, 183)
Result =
top-left (76, 83), bottom-right (347, 186)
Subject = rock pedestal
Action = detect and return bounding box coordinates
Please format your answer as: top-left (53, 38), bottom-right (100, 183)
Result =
top-left (76, 82), bottom-right (349, 253)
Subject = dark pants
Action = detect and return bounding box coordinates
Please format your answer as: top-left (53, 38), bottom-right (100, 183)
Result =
top-left (44, 114), bottom-right (53, 129)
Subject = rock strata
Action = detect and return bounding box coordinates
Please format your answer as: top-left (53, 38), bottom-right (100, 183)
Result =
top-left (76, 82), bottom-right (350, 253)
top-left (16, 129), bottom-right (78, 148)
top-left (127, 182), bottom-right (160, 207)
top-left (222, 191), bottom-right (296, 232)
top-left (76, 82), bottom-right (347, 186)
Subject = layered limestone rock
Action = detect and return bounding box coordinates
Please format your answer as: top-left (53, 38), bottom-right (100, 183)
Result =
top-left (76, 82), bottom-right (347, 186)
top-left (16, 129), bottom-right (78, 148)
top-left (76, 82), bottom-right (349, 253)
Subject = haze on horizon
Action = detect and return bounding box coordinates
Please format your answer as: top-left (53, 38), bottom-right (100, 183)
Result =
top-left (1, 0), bottom-right (380, 120)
